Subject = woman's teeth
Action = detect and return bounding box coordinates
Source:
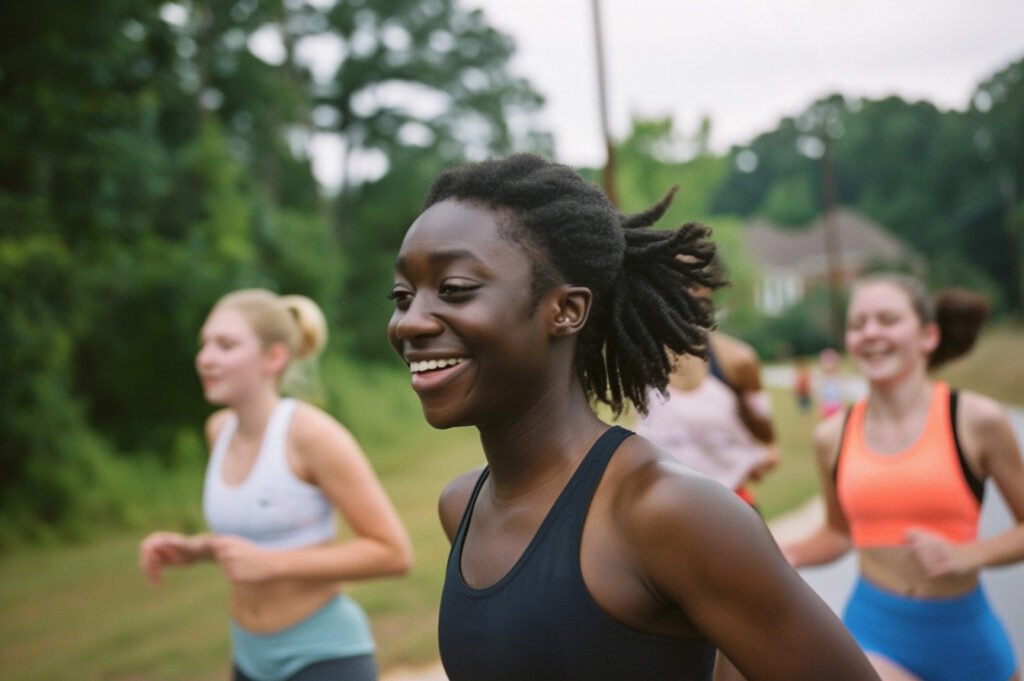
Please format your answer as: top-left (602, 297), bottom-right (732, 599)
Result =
top-left (409, 358), bottom-right (467, 373)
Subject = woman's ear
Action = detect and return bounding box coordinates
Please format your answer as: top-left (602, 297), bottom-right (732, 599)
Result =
top-left (550, 285), bottom-right (592, 338)
top-left (922, 321), bottom-right (941, 356)
top-left (263, 342), bottom-right (291, 376)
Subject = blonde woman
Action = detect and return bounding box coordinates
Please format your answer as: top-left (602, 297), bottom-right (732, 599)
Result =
top-left (140, 289), bottom-right (412, 681)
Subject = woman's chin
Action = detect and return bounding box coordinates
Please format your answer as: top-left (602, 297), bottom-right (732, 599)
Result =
top-left (418, 402), bottom-right (475, 431)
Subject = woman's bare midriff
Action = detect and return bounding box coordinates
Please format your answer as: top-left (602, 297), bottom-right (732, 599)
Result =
top-left (858, 546), bottom-right (979, 598)
top-left (230, 578), bottom-right (341, 633)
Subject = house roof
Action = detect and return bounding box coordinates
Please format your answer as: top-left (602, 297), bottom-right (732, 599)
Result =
top-left (744, 208), bottom-right (924, 275)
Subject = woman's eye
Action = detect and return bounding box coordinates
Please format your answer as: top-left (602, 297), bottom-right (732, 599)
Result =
top-left (879, 313), bottom-right (900, 326)
top-left (439, 283), bottom-right (478, 298)
top-left (387, 289), bottom-right (412, 308)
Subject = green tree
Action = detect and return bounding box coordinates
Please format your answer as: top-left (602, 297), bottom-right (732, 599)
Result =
top-left (957, 57), bottom-right (1024, 317)
top-left (610, 116), bottom-right (727, 225)
top-left (311, 0), bottom-right (552, 356)
top-left (710, 82), bottom-right (1024, 318)
top-left (0, 0), bottom-right (555, 538)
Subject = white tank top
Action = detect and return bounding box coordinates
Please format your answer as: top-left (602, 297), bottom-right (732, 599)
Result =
top-left (202, 398), bottom-right (337, 549)
top-left (635, 376), bottom-right (768, 491)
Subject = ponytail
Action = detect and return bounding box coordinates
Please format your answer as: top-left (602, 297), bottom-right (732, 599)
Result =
top-left (929, 288), bottom-right (989, 370)
top-left (282, 294), bottom-right (328, 361)
top-left (590, 191), bottom-right (724, 415)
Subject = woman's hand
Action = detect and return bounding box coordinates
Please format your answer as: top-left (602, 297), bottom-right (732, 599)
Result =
top-left (905, 528), bottom-right (977, 578)
top-left (139, 531), bottom-right (210, 586)
top-left (207, 535), bottom-right (279, 583)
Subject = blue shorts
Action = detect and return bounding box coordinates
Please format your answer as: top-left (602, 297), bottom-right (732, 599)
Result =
top-left (231, 594), bottom-right (376, 681)
top-left (843, 578), bottom-right (1017, 681)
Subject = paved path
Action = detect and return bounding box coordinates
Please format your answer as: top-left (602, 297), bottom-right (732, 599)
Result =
top-left (769, 403), bottom-right (1024, 660)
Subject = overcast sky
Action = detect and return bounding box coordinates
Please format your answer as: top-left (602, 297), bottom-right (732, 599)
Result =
top-left (462, 0), bottom-right (1024, 167)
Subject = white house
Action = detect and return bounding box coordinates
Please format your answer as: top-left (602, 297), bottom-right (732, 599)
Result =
top-left (745, 209), bottom-right (925, 315)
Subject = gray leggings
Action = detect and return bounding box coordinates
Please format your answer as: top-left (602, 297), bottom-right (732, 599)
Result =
top-left (232, 654), bottom-right (378, 681)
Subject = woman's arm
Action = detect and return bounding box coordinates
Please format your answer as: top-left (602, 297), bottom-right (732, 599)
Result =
top-left (907, 392), bottom-right (1024, 577)
top-left (630, 470), bottom-right (879, 681)
top-left (139, 531), bottom-right (216, 585)
top-left (139, 410), bottom-right (229, 585)
top-left (208, 404), bottom-right (413, 584)
top-left (779, 415), bottom-right (853, 567)
top-left (716, 334), bottom-right (775, 445)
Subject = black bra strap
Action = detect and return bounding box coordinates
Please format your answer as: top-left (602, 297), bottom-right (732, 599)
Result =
top-left (950, 389), bottom-right (985, 503)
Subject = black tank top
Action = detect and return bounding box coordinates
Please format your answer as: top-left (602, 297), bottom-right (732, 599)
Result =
top-left (438, 426), bottom-right (717, 681)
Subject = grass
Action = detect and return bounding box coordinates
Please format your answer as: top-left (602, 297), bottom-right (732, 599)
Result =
top-left (1, 324), bottom-right (1020, 681)
top-left (0, 426), bottom-right (481, 681)
top-left (749, 386), bottom-right (822, 520)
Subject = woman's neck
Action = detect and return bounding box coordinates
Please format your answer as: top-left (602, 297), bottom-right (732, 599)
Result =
top-left (230, 390), bottom-right (282, 439)
top-left (866, 371), bottom-right (932, 421)
top-left (477, 382), bottom-right (606, 501)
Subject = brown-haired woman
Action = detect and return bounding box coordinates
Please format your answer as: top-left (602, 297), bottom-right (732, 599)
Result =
top-left (783, 275), bottom-right (1023, 681)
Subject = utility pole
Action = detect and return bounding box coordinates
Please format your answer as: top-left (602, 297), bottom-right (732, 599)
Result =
top-left (591, 0), bottom-right (617, 207)
top-left (999, 170), bottom-right (1024, 322)
top-left (821, 122), bottom-right (844, 347)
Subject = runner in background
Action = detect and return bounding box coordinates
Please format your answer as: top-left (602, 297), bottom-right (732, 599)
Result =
top-left (794, 356), bottom-right (813, 424)
top-left (782, 275), bottom-right (1023, 681)
top-left (817, 347), bottom-right (845, 419)
top-left (634, 329), bottom-right (780, 510)
top-left (140, 289), bottom-right (413, 681)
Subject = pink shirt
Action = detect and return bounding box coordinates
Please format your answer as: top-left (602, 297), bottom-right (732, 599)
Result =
top-left (635, 376), bottom-right (769, 491)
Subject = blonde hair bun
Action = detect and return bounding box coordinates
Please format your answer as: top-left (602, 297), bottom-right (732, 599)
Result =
top-left (281, 294), bottom-right (328, 360)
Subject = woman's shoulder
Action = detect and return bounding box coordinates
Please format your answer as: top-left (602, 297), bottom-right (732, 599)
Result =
top-left (813, 409), bottom-right (849, 460)
top-left (287, 400), bottom-right (362, 459)
top-left (439, 466), bottom-right (487, 542)
top-left (814, 407), bottom-right (849, 439)
top-left (611, 435), bottom-right (775, 579)
top-left (287, 399), bottom-right (348, 434)
top-left (203, 408), bottom-right (233, 447)
top-left (954, 387), bottom-right (1007, 424)
top-left (952, 388), bottom-right (1018, 466)
top-left (613, 434), bottom-right (751, 533)
top-left (711, 332), bottom-right (758, 365)
top-left (710, 332), bottom-right (762, 389)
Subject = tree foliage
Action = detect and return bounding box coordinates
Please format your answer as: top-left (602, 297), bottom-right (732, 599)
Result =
top-left (711, 58), bottom-right (1024, 317)
top-left (0, 0), bottom-right (548, 538)
top-left (1, 1), bottom-right (1022, 540)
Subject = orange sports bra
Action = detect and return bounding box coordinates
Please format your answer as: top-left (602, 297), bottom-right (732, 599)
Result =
top-left (835, 381), bottom-right (984, 547)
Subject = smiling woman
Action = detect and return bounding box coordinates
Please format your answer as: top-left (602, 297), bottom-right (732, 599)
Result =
top-left (782, 274), bottom-right (1024, 681)
top-left (388, 200), bottom-right (555, 430)
top-left (386, 153), bottom-right (883, 681)
top-left (140, 288), bottom-right (413, 681)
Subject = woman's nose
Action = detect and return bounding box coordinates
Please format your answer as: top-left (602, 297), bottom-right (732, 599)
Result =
top-left (196, 344), bottom-right (214, 367)
top-left (389, 295), bottom-right (444, 341)
top-left (860, 318), bottom-right (883, 335)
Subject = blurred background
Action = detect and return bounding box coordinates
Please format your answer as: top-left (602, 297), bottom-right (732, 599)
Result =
top-left (1, 1), bottom-right (1022, 679)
